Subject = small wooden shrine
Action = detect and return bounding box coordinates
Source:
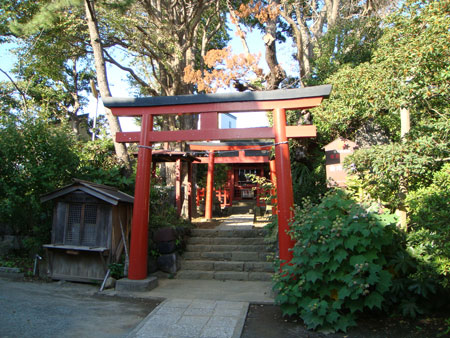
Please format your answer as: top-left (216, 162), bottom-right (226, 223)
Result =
top-left (324, 138), bottom-right (358, 187)
top-left (41, 179), bottom-right (134, 282)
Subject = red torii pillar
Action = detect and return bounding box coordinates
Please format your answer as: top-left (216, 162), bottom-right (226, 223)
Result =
top-left (205, 150), bottom-right (215, 220)
top-left (269, 158), bottom-right (277, 215)
top-left (104, 85), bottom-right (332, 279)
top-left (128, 115), bottom-right (153, 279)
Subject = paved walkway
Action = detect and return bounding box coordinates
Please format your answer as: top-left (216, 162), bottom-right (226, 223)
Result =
top-left (128, 298), bottom-right (248, 338)
top-left (118, 213), bottom-right (274, 338)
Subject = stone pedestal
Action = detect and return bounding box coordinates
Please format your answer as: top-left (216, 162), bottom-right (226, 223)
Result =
top-left (115, 276), bottom-right (158, 292)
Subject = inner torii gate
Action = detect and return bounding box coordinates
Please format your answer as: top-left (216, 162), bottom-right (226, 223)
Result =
top-left (188, 141), bottom-right (273, 219)
top-left (104, 85), bottom-right (332, 280)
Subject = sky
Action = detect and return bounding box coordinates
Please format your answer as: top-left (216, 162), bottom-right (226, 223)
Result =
top-left (0, 17), bottom-right (298, 132)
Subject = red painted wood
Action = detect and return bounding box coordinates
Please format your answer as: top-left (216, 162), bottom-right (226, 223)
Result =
top-left (273, 108), bottom-right (295, 265)
top-left (269, 159), bottom-right (277, 216)
top-left (110, 97), bottom-right (323, 116)
top-left (189, 144), bottom-right (272, 151)
top-left (116, 131), bottom-right (140, 143)
top-left (205, 151), bottom-right (215, 220)
top-left (230, 170), bottom-right (234, 206)
top-left (176, 159), bottom-right (182, 216)
top-left (196, 155), bottom-right (269, 164)
top-left (200, 112), bottom-right (218, 130)
top-left (188, 162), bottom-right (193, 221)
top-left (116, 125), bottom-right (316, 144)
top-left (128, 114), bottom-right (153, 280)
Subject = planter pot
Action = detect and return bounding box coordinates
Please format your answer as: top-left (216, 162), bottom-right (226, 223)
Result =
top-left (153, 227), bottom-right (176, 242)
top-left (157, 253), bottom-right (180, 274)
top-left (156, 240), bottom-right (176, 254)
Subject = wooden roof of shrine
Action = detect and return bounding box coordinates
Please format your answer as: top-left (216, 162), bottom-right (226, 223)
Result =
top-left (41, 179), bottom-right (134, 205)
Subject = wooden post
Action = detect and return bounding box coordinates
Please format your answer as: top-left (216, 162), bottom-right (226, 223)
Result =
top-left (128, 114), bottom-right (153, 280)
top-left (269, 159), bottom-right (277, 216)
top-left (273, 108), bottom-right (295, 265)
top-left (176, 158), bottom-right (182, 216)
top-left (205, 150), bottom-right (215, 220)
top-left (230, 169), bottom-right (235, 206)
top-left (188, 162), bottom-right (193, 221)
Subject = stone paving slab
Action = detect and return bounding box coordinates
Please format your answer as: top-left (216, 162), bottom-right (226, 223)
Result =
top-left (128, 298), bottom-right (249, 338)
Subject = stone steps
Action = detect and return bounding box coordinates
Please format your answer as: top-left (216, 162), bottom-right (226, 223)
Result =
top-left (176, 270), bottom-right (273, 281)
top-left (182, 251), bottom-right (272, 262)
top-left (178, 227), bottom-right (275, 281)
top-left (190, 229), bottom-right (267, 238)
top-left (186, 244), bottom-right (269, 252)
top-left (187, 236), bottom-right (265, 245)
top-left (181, 260), bottom-right (273, 272)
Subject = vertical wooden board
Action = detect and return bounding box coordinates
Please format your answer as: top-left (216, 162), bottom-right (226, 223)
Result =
top-left (97, 205), bottom-right (112, 249)
top-left (111, 205), bottom-right (122, 257)
top-left (53, 202), bottom-right (67, 244)
top-left (51, 251), bottom-right (105, 281)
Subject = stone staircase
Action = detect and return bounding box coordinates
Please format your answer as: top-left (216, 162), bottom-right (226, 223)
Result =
top-left (177, 228), bottom-right (275, 281)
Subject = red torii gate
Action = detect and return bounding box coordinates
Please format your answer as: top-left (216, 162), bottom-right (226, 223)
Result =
top-left (103, 85), bottom-right (332, 280)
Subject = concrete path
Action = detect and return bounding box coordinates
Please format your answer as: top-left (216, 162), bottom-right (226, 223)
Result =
top-left (128, 298), bottom-right (248, 338)
top-left (114, 278), bottom-right (274, 303)
top-left (217, 214), bottom-right (255, 230)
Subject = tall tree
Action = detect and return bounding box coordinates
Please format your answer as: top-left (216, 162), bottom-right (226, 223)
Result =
top-left (83, 0), bottom-right (131, 171)
top-left (5, 0), bottom-right (132, 171)
top-left (99, 0), bottom-right (228, 132)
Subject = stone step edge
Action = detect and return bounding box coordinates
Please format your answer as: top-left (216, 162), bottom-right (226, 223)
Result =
top-left (180, 260), bottom-right (274, 273)
top-left (190, 229), bottom-right (268, 238)
top-left (185, 244), bottom-right (273, 252)
top-left (176, 270), bottom-right (273, 282)
top-left (182, 251), bottom-right (274, 262)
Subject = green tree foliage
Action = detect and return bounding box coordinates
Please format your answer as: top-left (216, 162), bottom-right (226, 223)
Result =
top-left (0, 114), bottom-right (79, 251)
top-left (274, 190), bottom-right (398, 332)
top-left (312, 0), bottom-right (450, 144)
top-left (406, 164), bottom-right (450, 289)
top-left (346, 120), bottom-right (450, 210)
top-left (1, 0), bottom-right (94, 134)
top-left (0, 110), bottom-right (136, 254)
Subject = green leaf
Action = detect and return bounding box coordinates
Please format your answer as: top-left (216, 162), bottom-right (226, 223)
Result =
top-left (364, 291), bottom-right (383, 309)
top-left (281, 303), bottom-right (298, 316)
top-left (349, 255), bottom-right (366, 266)
top-left (344, 236), bottom-right (359, 250)
top-left (326, 310), bottom-right (339, 324)
top-left (306, 270), bottom-right (323, 283)
top-left (338, 286), bottom-right (351, 300)
top-left (334, 248), bottom-right (348, 263)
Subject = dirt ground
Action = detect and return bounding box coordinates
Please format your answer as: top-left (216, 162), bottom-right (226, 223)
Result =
top-left (241, 304), bottom-right (450, 338)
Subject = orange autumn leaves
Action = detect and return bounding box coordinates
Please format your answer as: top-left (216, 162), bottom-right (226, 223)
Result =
top-left (184, 47), bottom-right (263, 93)
top-left (184, 1), bottom-right (280, 93)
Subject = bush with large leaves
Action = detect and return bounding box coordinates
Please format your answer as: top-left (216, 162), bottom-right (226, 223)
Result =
top-left (274, 190), bottom-right (398, 332)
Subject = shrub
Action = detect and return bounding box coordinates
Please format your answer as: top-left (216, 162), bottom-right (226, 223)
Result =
top-left (406, 164), bottom-right (450, 289)
top-left (274, 189), bottom-right (398, 332)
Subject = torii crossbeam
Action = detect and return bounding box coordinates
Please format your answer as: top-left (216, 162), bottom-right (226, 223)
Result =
top-left (104, 85), bottom-right (332, 280)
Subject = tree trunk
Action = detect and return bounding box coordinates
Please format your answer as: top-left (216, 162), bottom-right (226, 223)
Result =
top-left (84, 0), bottom-right (132, 174)
top-left (264, 19), bottom-right (286, 90)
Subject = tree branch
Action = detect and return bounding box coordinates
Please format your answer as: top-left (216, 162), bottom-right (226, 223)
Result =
top-left (0, 67), bottom-right (28, 112)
